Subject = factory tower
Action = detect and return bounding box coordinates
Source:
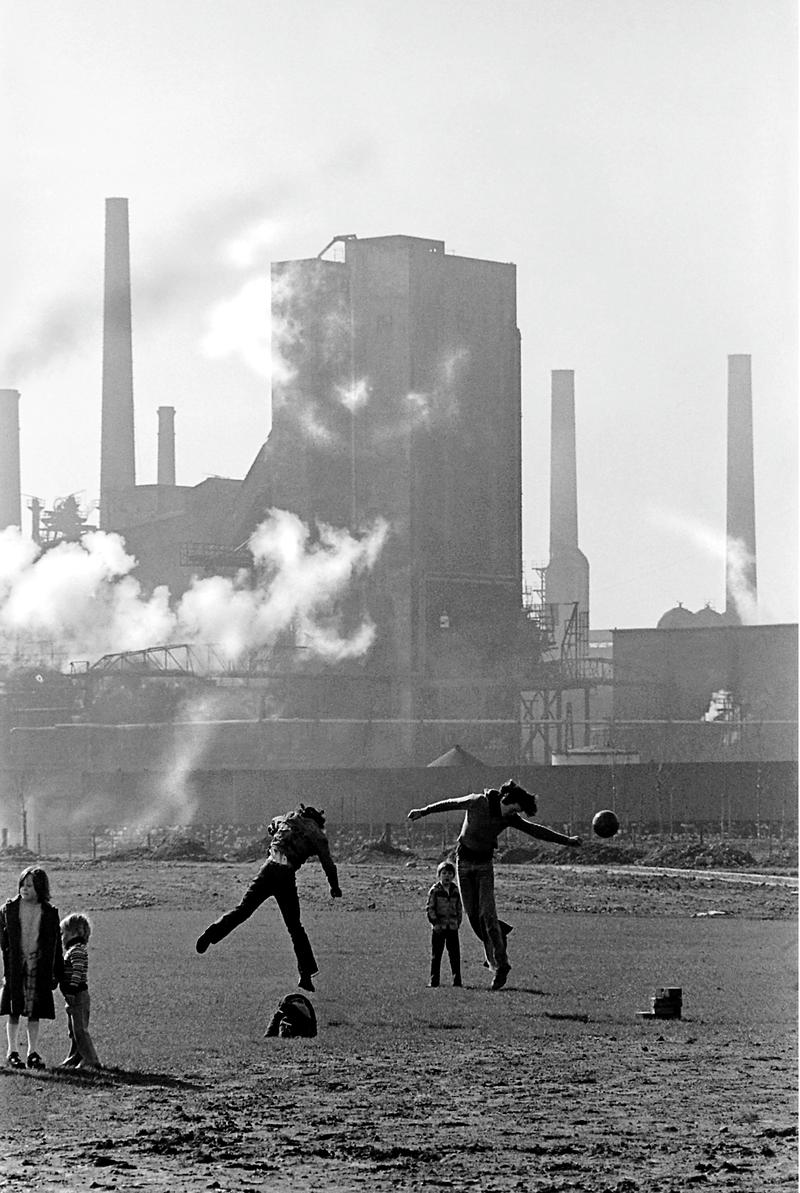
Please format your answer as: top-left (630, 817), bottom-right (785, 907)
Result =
top-left (726, 353), bottom-right (757, 622)
top-left (100, 197), bottom-right (136, 529)
top-left (544, 369), bottom-right (589, 640)
top-left (0, 389), bottom-right (21, 531)
top-left (238, 234), bottom-right (525, 725)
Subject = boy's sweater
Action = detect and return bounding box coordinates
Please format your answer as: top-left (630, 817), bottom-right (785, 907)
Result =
top-left (61, 941), bottom-right (89, 995)
top-left (426, 881), bottom-right (462, 931)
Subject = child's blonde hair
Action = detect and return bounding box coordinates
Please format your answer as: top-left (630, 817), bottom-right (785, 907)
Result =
top-left (437, 860), bottom-right (456, 877)
top-left (60, 912), bottom-right (92, 945)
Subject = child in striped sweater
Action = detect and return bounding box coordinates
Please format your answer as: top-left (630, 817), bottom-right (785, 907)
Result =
top-left (59, 913), bottom-right (101, 1070)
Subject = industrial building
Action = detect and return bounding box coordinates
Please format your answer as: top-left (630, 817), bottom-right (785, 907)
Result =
top-left (100, 220), bottom-right (533, 749)
top-left (0, 199), bottom-right (796, 842)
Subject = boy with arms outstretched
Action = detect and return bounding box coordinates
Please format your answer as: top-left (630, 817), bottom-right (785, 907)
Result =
top-left (409, 780), bottom-right (580, 989)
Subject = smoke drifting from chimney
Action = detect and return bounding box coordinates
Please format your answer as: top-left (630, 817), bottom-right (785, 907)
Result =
top-left (726, 354), bottom-right (757, 621)
top-left (0, 510), bottom-right (389, 669)
top-left (653, 508), bottom-right (763, 624)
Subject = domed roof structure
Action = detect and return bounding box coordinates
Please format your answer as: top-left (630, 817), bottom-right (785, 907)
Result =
top-left (656, 603), bottom-right (696, 629)
top-left (693, 603), bottom-right (725, 626)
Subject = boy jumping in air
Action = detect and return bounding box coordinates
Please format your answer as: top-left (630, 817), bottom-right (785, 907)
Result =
top-left (196, 804), bottom-right (341, 992)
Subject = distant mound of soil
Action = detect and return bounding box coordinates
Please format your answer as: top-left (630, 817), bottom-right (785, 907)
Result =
top-left (0, 845), bottom-right (38, 862)
top-left (349, 837), bottom-right (417, 864)
top-left (640, 841), bottom-right (758, 869)
top-left (109, 835), bottom-right (219, 862)
top-left (150, 835), bottom-right (215, 860)
top-left (105, 845), bottom-right (155, 861)
top-left (229, 836), bottom-right (270, 863)
top-left (498, 842), bottom-right (645, 866)
top-left (498, 838), bottom-right (781, 870)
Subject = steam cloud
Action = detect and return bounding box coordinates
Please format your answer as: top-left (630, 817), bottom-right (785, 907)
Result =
top-left (1, 140), bottom-right (375, 382)
top-left (0, 510), bottom-right (389, 670)
top-left (724, 534), bottom-right (758, 625)
top-left (652, 509), bottom-right (762, 624)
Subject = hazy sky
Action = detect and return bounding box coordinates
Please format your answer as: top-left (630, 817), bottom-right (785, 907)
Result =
top-left (1, 0), bottom-right (797, 631)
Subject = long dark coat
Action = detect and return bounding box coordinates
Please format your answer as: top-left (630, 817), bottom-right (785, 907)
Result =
top-left (0, 896), bottom-right (64, 1019)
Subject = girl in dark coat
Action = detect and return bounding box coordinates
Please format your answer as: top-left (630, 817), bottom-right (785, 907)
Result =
top-left (0, 866), bottom-right (64, 1070)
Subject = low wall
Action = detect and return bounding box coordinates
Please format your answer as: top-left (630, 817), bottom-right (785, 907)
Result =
top-left (1, 760), bottom-right (796, 843)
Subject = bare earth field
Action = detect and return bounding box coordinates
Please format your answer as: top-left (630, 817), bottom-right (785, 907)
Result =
top-left (0, 857), bottom-right (796, 1193)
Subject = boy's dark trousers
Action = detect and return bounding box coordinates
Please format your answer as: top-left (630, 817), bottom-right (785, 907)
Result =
top-left (430, 928), bottom-right (461, 986)
top-left (200, 860), bottom-right (318, 978)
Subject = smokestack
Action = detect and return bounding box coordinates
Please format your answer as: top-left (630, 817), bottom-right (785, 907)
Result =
top-left (544, 370), bottom-right (590, 635)
top-left (100, 197), bottom-right (135, 528)
top-left (725, 354), bottom-right (757, 621)
top-left (157, 406), bottom-right (176, 486)
top-left (0, 389), bottom-right (21, 531)
top-left (550, 370), bottom-right (579, 555)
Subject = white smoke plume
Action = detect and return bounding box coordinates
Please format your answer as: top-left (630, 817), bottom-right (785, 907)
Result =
top-left (200, 276), bottom-right (272, 379)
top-left (724, 534), bottom-right (759, 625)
top-left (136, 694), bottom-right (223, 829)
top-left (0, 526), bottom-right (174, 662)
top-left (403, 347), bottom-right (468, 431)
top-left (1, 139), bottom-right (376, 381)
top-left (651, 509), bottom-right (762, 624)
top-left (0, 510), bottom-right (389, 670)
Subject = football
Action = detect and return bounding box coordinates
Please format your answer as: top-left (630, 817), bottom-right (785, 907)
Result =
top-left (592, 809), bottom-right (620, 839)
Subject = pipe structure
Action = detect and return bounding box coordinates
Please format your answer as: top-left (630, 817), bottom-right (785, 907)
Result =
top-left (725, 354), bottom-right (757, 622)
top-left (0, 389), bottom-right (21, 531)
top-left (100, 197), bottom-right (135, 528)
top-left (157, 406), bottom-right (176, 486)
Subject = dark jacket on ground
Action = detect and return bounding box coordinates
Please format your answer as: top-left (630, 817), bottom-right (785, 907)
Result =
top-left (0, 896), bottom-right (64, 1019)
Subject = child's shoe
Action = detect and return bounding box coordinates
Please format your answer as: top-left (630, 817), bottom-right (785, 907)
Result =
top-left (26, 1051), bottom-right (46, 1070)
top-left (6, 1051), bottom-right (25, 1069)
top-left (452, 977), bottom-right (463, 987)
top-left (298, 973), bottom-right (315, 992)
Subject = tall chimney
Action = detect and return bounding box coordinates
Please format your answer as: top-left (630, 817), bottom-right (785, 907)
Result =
top-left (157, 406), bottom-right (176, 486)
top-left (100, 197), bottom-right (135, 528)
top-left (0, 389), bottom-right (21, 531)
top-left (544, 369), bottom-right (590, 636)
top-left (725, 354), bottom-right (757, 622)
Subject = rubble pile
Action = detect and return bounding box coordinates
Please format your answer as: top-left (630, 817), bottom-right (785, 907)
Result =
top-left (641, 841), bottom-right (758, 869)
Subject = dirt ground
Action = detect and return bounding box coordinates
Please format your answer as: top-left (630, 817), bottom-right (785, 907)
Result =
top-left (0, 856), bottom-right (796, 1192)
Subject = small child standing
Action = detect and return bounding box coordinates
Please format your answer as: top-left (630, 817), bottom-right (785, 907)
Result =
top-left (59, 913), bottom-right (101, 1070)
top-left (0, 866), bottom-right (63, 1070)
top-left (426, 860), bottom-right (462, 987)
